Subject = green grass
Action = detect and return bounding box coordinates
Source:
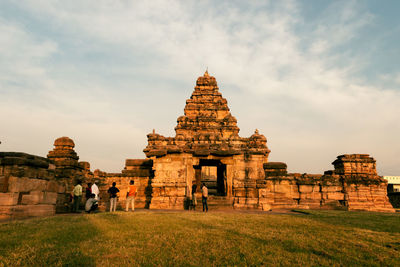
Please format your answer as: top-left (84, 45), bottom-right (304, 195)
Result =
top-left (0, 210), bottom-right (399, 266)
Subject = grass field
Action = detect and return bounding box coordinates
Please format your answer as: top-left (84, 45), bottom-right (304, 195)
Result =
top-left (0, 210), bottom-right (399, 266)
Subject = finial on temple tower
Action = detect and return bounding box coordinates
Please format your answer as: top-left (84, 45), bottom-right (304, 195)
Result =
top-left (204, 67), bottom-right (209, 77)
top-left (152, 129), bottom-right (155, 134)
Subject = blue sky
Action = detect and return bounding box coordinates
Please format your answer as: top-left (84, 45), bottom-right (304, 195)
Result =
top-left (1, 0), bottom-right (399, 175)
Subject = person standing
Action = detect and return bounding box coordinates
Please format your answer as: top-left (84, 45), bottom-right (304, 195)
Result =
top-left (85, 183), bottom-right (92, 200)
top-left (91, 181), bottom-right (99, 200)
top-left (191, 183), bottom-right (197, 210)
top-left (107, 182), bottom-right (120, 212)
top-left (126, 180), bottom-right (137, 212)
top-left (72, 180), bottom-right (83, 213)
top-left (202, 183), bottom-right (208, 212)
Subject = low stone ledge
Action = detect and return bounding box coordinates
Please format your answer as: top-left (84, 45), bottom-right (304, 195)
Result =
top-left (125, 159), bottom-right (153, 167)
top-left (263, 162), bottom-right (287, 169)
top-left (0, 155), bottom-right (49, 168)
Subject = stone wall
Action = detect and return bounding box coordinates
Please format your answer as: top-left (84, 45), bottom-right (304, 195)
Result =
top-left (0, 152), bottom-right (66, 221)
top-left (47, 137), bottom-right (93, 213)
top-left (150, 154), bottom-right (192, 209)
top-left (344, 181), bottom-right (393, 212)
top-left (128, 153), bottom-right (394, 212)
top-left (95, 159), bottom-right (153, 211)
top-left (232, 154), bottom-right (266, 209)
top-left (0, 150), bottom-right (395, 217)
top-left (255, 155), bottom-right (394, 212)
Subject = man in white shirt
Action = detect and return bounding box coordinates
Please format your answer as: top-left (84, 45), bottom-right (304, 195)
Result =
top-left (91, 181), bottom-right (100, 200)
top-left (202, 183), bottom-right (208, 212)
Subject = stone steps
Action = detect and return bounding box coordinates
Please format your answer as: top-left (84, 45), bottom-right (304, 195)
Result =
top-left (207, 196), bottom-right (233, 210)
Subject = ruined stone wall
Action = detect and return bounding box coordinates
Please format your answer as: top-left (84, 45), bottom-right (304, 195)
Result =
top-left (0, 152), bottom-right (67, 221)
top-left (95, 159), bottom-right (153, 210)
top-left (95, 175), bottom-right (150, 211)
top-left (337, 154), bottom-right (394, 212)
top-left (240, 163), bottom-right (341, 211)
top-left (257, 173), bottom-right (393, 212)
top-left (47, 137), bottom-right (93, 212)
top-left (255, 155), bottom-right (394, 212)
top-left (143, 153), bottom-right (394, 212)
top-left (0, 136), bottom-right (99, 220)
top-left (343, 180), bottom-right (393, 212)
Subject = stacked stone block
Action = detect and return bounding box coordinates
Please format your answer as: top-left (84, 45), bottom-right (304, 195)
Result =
top-left (0, 152), bottom-right (65, 221)
top-left (149, 154), bottom-right (192, 209)
top-left (260, 163), bottom-right (298, 210)
top-left (334, 154), bottom-right (394, 212)
top-left (47, 137), bottom-right (92, 212)
top-left (319, 175), bottom-right (345, 209)
top-left (232, 154), bottom-right (266, 209)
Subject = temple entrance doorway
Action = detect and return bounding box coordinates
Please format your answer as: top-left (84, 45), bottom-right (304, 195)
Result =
top-left (194, 159), bottom-right (226, 196)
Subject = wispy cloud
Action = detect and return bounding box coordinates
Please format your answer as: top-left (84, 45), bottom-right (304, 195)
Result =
top-left (0, 0), bottom-right (399, 174)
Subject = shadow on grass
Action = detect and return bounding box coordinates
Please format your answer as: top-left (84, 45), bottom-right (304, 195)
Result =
top-left (0, 215), bottom-right (99, 266)
top-left (173, 215), bottom-right (337, 264)
top-left (292, 209), bottom-right (400, 233)
top-left (175, 213), bottom-right (398, 265)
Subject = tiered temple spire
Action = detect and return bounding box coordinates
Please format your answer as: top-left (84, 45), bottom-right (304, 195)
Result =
top-left (144, 72), bottom-right (270, 158)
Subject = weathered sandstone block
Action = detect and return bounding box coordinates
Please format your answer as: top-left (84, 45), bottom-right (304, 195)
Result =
top-left (7, 177), bottom-right (47, 193)
top-left (21, 191), bottom-right (43, 205)
top-left (0, 193), bottom-right (18, 206)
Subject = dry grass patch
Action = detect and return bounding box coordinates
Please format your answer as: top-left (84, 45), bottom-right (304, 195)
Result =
top-left (0, 210), bottom-right (399, 266)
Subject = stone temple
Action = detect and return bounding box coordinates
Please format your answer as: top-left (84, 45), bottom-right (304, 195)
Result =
top-left (0, 72), bottom-right (395, 220)
top-left (144, 70), bottom-right (270, 209)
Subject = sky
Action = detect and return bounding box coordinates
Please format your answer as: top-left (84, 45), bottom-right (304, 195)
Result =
top-left (1, 0), bottom-right (400, 175)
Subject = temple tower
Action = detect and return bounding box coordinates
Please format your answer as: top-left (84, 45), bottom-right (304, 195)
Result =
top-left (144, 71), bottom-right (270, 209)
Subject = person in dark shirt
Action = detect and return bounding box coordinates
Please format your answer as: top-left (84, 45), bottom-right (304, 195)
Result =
top-left (107, 182), bottom-right (120, 212)
top-left (85, 183), bottom-right (92, 199)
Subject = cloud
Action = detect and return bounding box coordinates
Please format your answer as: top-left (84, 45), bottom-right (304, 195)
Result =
top-left (1, 0), bottom-right (399, 174)
top-left (0, 18), bottom-right (57, 97)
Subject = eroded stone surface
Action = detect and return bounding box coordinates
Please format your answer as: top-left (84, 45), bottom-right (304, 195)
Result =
top-left (0, 152), bottom-right (60, 220)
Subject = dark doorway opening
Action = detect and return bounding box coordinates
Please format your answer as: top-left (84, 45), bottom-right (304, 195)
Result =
top-left (194, 159), bottom-right (226, 196)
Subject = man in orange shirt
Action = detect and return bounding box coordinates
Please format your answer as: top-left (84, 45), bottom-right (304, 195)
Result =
top-left (126, 180), bottom-right (137, 212)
